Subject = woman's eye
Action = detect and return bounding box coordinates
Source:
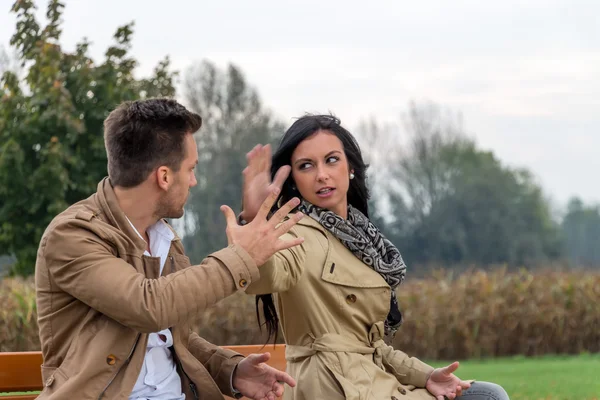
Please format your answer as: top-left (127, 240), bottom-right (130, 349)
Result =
top-left (327, 156), bottom-right (339, 163)
top-left (299, 162), bottom-right (312, 170)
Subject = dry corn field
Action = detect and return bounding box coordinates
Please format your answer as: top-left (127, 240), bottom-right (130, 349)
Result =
top-left (2, 268), bottom-right (599, 360)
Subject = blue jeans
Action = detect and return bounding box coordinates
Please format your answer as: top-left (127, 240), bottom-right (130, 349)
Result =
top-left (459, 381), bottom-right (509, 400)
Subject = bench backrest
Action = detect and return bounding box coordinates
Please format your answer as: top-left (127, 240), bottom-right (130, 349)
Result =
top-left (0, 344), bottom-right (286, 399)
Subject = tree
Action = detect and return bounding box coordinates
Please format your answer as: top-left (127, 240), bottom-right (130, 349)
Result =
top-left (561, 198), bottom-right (600, 267)
top-left (406, 143), bottom-right (562, 266)
top-left (0, 0), bottom-right (176, 275)
top-left (354, 117), bottom-right (403, 233)
top-left (357, 101), bottom-right (562, 268)
top-left (179, 60), bottom-right (284, 263)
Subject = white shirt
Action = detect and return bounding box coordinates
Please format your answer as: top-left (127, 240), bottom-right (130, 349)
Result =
top-left (126, 217), bottom-right (185, 400)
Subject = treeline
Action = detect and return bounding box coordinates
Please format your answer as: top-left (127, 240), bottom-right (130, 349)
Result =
top-left (1, 1), bottom-right (599, 276)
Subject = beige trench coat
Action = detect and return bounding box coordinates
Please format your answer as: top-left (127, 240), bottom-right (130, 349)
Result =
top-left (247, 217), bottom-right (437, 400)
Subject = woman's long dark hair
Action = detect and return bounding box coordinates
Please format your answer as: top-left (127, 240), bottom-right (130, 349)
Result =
top-left (256, 114), bottom-right (371, 344)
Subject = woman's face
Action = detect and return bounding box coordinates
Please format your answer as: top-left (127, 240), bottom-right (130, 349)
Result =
top-left (290, 130), bottom-right (352, 219)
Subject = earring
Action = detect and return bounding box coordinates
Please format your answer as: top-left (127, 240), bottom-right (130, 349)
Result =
top-left (292, 184), bottom-right (297, 190)
top-left (349, 173), bottom-right (355, 180)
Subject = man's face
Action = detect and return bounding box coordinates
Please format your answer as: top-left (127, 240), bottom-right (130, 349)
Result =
top-left (156, 133), bottom-right (198, 219)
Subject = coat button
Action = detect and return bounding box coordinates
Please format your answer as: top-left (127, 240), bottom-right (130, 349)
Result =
top-left (346, 294), bottom-right (357, 304)
top-left (239, 279), bottom-right (248, 288)
top-left (391, 397), bottom-right (399, 400)
top-left (106, 354), bottom-right (117, 365)
top-left (399, 387), bottom-right (407, 394)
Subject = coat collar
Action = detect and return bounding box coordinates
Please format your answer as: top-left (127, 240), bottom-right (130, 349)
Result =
top-left (95, 177), bottom-right (149, 252)
top-left (296, 213), bottom-right (326, 232)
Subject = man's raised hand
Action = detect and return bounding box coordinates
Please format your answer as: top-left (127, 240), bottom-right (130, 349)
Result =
top-left (220, 188), bottom-right (303, 266)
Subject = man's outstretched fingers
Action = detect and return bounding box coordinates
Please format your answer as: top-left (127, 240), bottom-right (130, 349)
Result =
top-left (256, 188), bottom-right (280, 221)
top-left (277, 236), bottom-right (305, 252)
top-left (262, 144), bottom-right (272, 169)
top-left (275, 212), bottom-right (304, 236)
top-left (220, 205), bottom-right (238, 227)
top-left (247, 144), bottom-right (261, 161)
top-left (246, 145), bottom-right (262, 175)
top-left (271, 165), bottom-right (291, 189)
top-left (269, 197), bottom-right (300, 226)
top-left (272, 382), bottom-right (284, 397)
top-left (274, 369), bottom-right (296, 387)
top-left (257, 352), bottom-right (271, 363)
top-left (246, 352), bottom-right (270, 365)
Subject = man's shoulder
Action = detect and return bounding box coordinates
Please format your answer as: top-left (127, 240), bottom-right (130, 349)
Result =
top-left (41, 192), bottom-right (115, 246)
top-left (36, 194), bottom-right (122, 272)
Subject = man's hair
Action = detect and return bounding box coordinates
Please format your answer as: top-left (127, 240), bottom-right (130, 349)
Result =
top-left (103, 98), bottom-right (202, 188)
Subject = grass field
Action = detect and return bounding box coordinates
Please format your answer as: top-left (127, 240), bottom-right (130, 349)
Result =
top-left (2, 354), bottom-right (598, 399)
top-left (430, 353), bottom-right (600, 400)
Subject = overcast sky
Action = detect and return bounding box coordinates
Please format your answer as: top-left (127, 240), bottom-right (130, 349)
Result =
top-left (1, 0), bottom-right (599, 209)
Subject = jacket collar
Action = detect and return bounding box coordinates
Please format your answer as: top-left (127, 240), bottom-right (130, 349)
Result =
top-left (95, 177), bottom-right (148, 252)
top-left (296, 213), bottom-right (326, 232)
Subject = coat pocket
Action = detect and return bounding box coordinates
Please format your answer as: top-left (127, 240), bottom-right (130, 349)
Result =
top-left (326, 365), bottom-right (363, 400)
top-left (308, 352), bottom-right (365, 400)
top-left (40, 365), bottom-right (69, 390)
top-left (319, 237), bottom-right (389, 289)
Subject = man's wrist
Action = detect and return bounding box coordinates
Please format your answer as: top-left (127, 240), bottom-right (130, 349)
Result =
top-left (230, 364), bottom-right (242, 398)
top-left (425, 369), bottom-right (435, 386)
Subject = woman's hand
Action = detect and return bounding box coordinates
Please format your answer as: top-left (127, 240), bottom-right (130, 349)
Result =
top-left (425, 361), bottom-right (471, 400)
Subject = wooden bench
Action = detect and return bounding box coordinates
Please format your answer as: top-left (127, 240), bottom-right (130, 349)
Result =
top-left (0, 345), bottom-right (286, 399)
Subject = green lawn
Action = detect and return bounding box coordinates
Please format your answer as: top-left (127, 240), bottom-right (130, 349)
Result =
top-left (430, 353), bottom-right (600, 400)
top-left (2, 354), bottom-right (599, 399)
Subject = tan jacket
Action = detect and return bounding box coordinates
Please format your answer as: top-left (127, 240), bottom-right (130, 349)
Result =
top-left (35, 177), bottom-right (259, 399)
top-left (247, 217), bottom-right (436, 400)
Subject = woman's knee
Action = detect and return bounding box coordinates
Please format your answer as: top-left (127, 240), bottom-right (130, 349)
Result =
top-left (462, 381), bottom-right (509, 400)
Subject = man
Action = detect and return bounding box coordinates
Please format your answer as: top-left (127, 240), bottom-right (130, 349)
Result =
top-left (34, 98), bottom-right (303, 399)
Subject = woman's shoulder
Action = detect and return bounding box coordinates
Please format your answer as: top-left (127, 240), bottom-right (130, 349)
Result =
top-left (285, 213), bottom-right (322, 233)
top-left (284, 213), bottom-right (329, 251)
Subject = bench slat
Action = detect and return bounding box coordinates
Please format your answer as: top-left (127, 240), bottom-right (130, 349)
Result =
top-left (0, 344), bottom-right (286, 396)
top-left (0, 352), bottom-right (44, 392)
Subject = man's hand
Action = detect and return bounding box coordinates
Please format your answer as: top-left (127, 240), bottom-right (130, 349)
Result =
top-left (425, 361), bottom-right (471, 400)
top-left (240, 144), bottom-right (291, 223)
top-left (221, 188), bottom-right (304, 266)
top-left (232, 352), bottom-right (296, 400)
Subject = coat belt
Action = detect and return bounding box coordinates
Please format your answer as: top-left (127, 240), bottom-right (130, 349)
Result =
top-left (285, 322), bottom-right (386, 369)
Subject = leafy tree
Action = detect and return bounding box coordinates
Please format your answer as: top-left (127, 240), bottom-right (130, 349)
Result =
top-left (180, 60), bottom-right (283, 263)
top-left (404, 142), bottom-right (562, 266)
top-left (561, 198), bottom-right (600, 267)
top-left (357, 101), bottom-right (562, 268)
top-left (0, 0), bottom-right (176, 275)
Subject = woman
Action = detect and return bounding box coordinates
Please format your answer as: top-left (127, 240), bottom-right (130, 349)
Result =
top-left (239, 114), bottom-right (509, 400)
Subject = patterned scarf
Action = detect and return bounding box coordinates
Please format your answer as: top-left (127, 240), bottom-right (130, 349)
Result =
top-left (298, 200), bottom-right (407, 340)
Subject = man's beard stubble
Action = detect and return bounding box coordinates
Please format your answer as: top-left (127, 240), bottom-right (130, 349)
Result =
top-left (154, 191), bottom-right (186, 220)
